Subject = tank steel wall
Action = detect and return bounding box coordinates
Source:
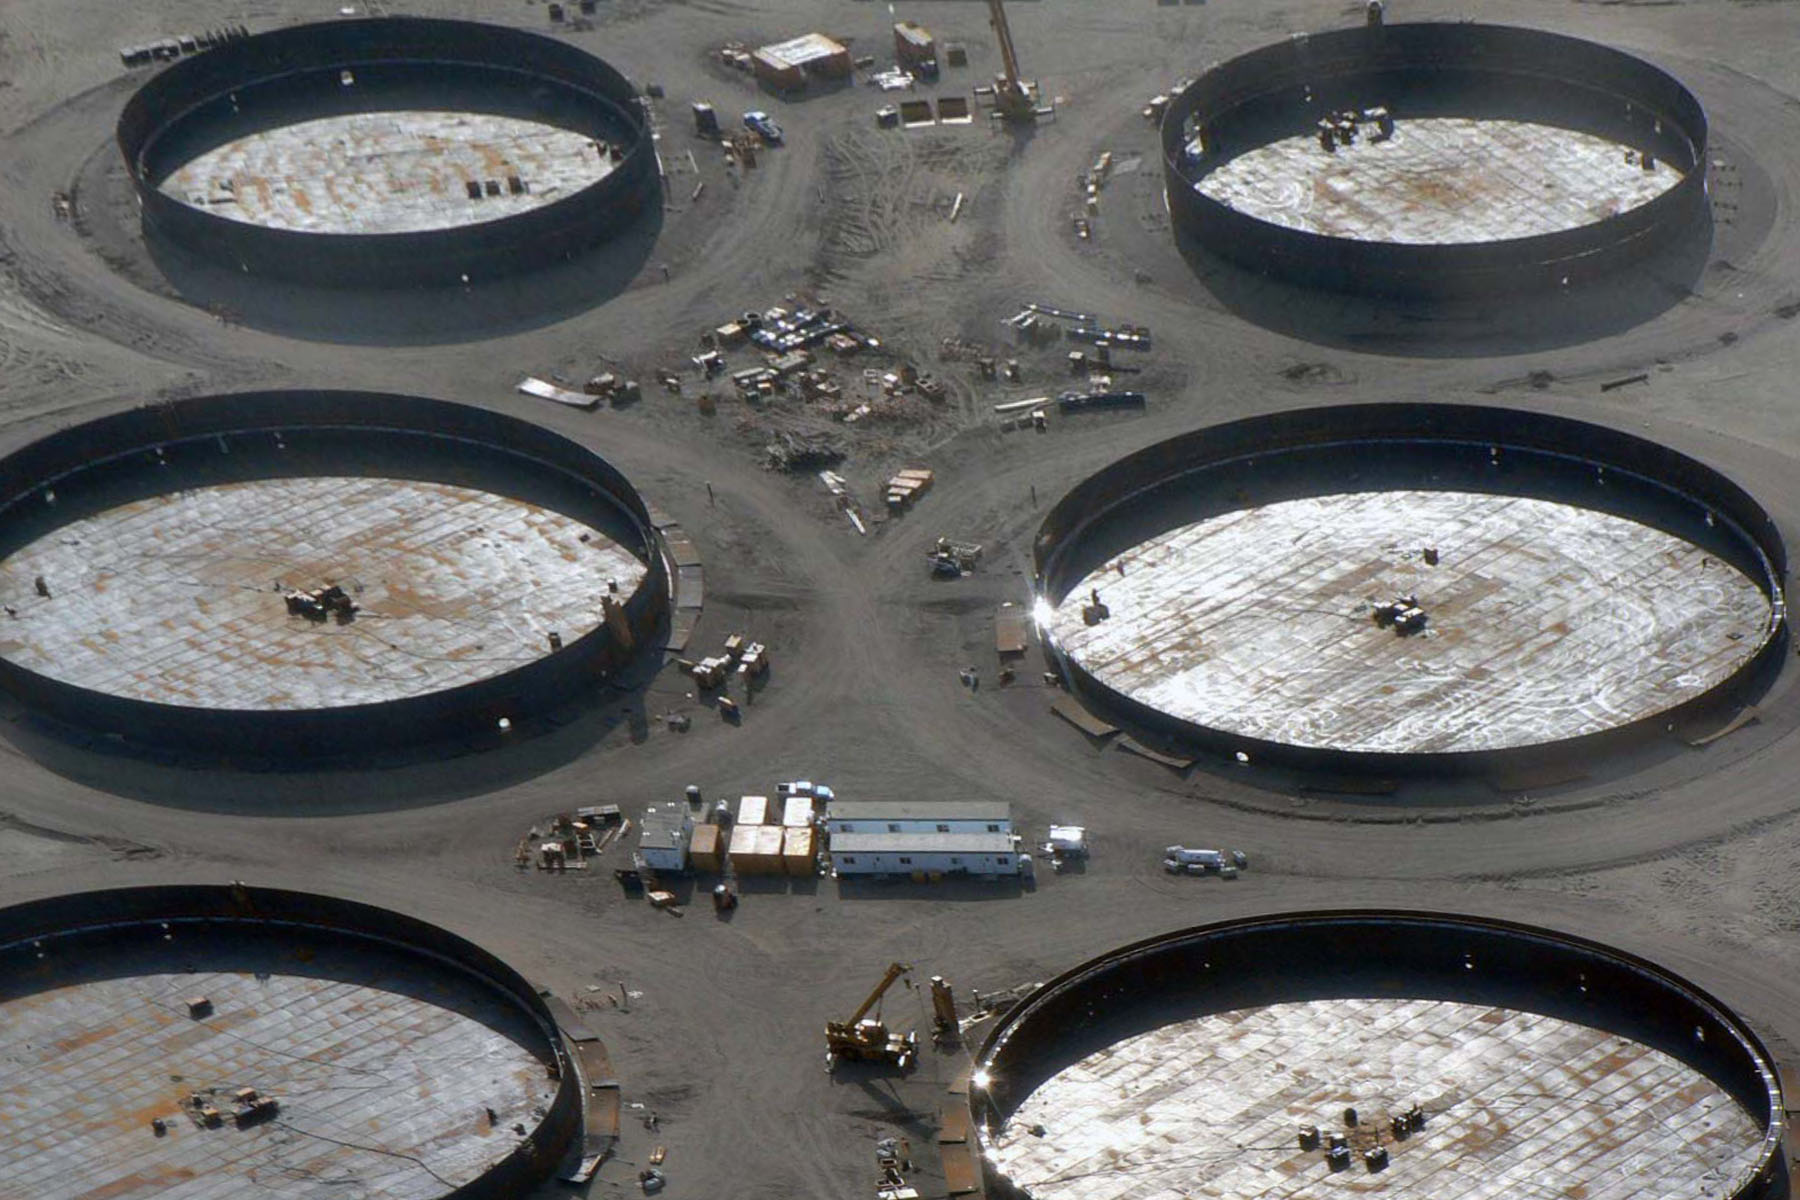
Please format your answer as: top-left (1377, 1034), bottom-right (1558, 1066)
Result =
top-left (1033, 403), bottom-right (1787, 776)
top-left (0, 391), bottom-right (670, 759)
top-left (117, 17), bottom-right (658, 287)
top-left (1161, 23), bottom-right (1710, 297)
top-left (0, 883), bottom-right (582, 1200)
top-left (969, 911), bottom-right (1787, 1200)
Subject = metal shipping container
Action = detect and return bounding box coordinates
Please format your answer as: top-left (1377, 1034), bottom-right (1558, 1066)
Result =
top-left (731, 824), bottom-right (786, 875)
top-left (782, 826), bottom-right (816, 877)
top-left (728, 823), bottom-right (762, 871)
top-left (690, 823), bottom-right (723, 873)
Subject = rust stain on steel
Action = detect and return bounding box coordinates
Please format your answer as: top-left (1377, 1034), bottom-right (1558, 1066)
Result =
top-left (53, 1023), bottom-right (120, 1054)
top-left (1, 935), bottom-right (561, 1200)
top-left (0, 476), bottom-right (646, 711)
top-left (69, 1166), bottom-right (200, 1200)
top-left (1199, 117), bottom-right (1681, 245)
top-left (161, 111), bottom-right (616, 236)
top-left (1052, 490), bottom-right (1772, 755)
top-left (989, 997), bottom-right (1764, 1200)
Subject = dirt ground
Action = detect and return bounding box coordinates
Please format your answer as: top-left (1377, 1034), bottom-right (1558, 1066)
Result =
top-left (6, 0), bottom-right (1800, 1197)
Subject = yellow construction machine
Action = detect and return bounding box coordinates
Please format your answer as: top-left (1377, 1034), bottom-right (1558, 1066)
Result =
top-left (825, 962), bottom-right (919, 1072)
top-left (986, 0), bottom-right (1039, 122)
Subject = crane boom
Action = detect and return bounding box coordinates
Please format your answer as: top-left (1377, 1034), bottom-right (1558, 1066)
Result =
top-left (825, 962), bottom-right (920, 1072)
top-left (846, 962), bottom-right (910, 1026)
top-left (985, 0), bottom-right (1038, 121)
top-left (987, 0), bottom-right (1023, 88)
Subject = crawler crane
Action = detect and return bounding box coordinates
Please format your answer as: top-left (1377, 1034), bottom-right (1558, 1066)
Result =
top-left (986, 0), bottom-right (1041, 122)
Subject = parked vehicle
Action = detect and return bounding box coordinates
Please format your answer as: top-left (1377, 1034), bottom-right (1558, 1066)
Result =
top-left (776, 781), bottom-right (835, 801)
top-left (1042, 826), bottom-right (1088, 872)
top-left (1163, 846), bottom-right (1248, 877)
top-left (744, 110), bottom-right (784, 144)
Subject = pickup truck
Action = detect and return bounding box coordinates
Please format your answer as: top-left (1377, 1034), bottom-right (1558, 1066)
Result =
top-left (744, 110), bottom-right (784, 144)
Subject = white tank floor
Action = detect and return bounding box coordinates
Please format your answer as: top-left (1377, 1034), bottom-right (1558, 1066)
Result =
top-left (0, 932), bottom-right (558, 1200)
top-left (160, 110), bottom-right (616, 235)
top-left (0, 476), bottom-right (646, 710)
top-left (1048, 491), bottom-right (1772, 754)
top-left (1196, 118), bottom-right (1681, 244)
top-left (988, 997), bottom-right (1766, 1200)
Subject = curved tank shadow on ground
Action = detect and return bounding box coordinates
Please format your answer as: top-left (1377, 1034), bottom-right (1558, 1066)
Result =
top-left (1172, 211), bottom-right (1714, 359)
top-left (142, 201), bottom-right (663, 346)
top-left (0, 643), bottom-right (672, 815)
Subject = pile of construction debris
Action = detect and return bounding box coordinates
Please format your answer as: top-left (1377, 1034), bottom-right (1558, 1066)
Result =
top-left (884, 467), bottom-right (934, 514)
top-left (582, 373), bottom-right (642, 406)
top-left (1081, 151), bottom-right (1113, 224)
top-left (764, 429), bottom-right (847, 472)
top-left (819, 470), bottom-right (871, 535)
top-left (172, 1086), bottom-right (279, 1132)
top-left (678, 631), bottom-right (769, 722)
top-left (715, 40), bottom-right (754, 73)
top-left (1315, 106), bottom-right (1395, 155)
top-left (119, 25), bottom-right (249, 67)
top-left (688, 300), bottom-right (953, 469)
top-left (966, 980), bottom-right (1042, 1022)
top-left (874, 1135), bottom-right (919, 1200)
top-left (985, 302), bottom-right (1153, 429)
top-left (1002, 301), bottom-right (1151, 350)
top-left (516, 806), bottom-right (629, 873)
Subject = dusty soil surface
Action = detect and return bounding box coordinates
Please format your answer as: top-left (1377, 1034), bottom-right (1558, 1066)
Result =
top-left (5, 1), bottom-right (1800, 1198)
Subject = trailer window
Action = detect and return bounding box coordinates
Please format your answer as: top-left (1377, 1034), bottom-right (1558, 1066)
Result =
top-left (841, 856), bottom-right (857, 865)
top-left (899, 856), bottom-right (913, 865)
top-left (986, 824), bottom-right (1001, 832)
top-left (996, 856), bottom-right (1010, 866)
top-left (888, 823), bottom-right (901, 832)
top-left (936, 823), bottom-right (950, 833)
top-left (840, 823), bottom-right (855, 833)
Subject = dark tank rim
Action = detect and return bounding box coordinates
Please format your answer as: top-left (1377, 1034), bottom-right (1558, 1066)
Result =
top-left (1032, 402), bottom-right (1787, 776)
top-left (0, 390), bottom-right (671, 760)
top-left (116, 16), bottom-right (660, 288)
top-left (0, 882), bottom-right (584, 1200)
top-left (969, 908), bottom-right (1787, 1200)
top-left (1161, 21), bottom-right (1710, 298)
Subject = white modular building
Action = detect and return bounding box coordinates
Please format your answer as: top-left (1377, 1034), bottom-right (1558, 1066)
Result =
top-left (824, 800), bottom-right (1012, 838)
top-left (637, 805), bottom-right (694, 873)
top-left (830, 832), bottom-right (1021, 876)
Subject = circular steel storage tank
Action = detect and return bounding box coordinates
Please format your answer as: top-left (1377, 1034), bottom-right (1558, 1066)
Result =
top-left (970, 911), bottom-right (1787, 1200)
top-left (0, 391), bottom-right (669, 760)
top-left (0, 884), bottom-right (586, 1200)
top-left (118, 17), bottom-right (659, 287)
top-left (1162, 23), bottom-right (1709, 297)
top-left (1034, 404), bottom-right (1785, 776)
